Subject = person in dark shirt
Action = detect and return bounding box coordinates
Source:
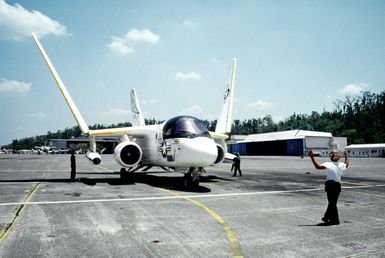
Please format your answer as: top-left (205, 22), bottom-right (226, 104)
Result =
top-left (70, 150), bottom-right (76, 181)
top-left (231, 153), bottom-right (242, 177)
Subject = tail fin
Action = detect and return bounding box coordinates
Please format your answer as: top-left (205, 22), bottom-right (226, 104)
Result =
top-left (215, 58), bottom-right (237, 134)
top-left (32, 33), bottom-right (90, 135)
top-left (130, 88), bottom-right (145, 126)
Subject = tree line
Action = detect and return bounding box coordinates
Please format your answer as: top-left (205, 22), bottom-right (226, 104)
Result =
top-left (226, 91), bottom-right (385, 145)
top-left (4, 91), bottom-right (384, 150)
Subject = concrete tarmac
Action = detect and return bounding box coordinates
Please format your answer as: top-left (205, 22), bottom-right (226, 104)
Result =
top-left (0, 154), bottom-right (384, 257)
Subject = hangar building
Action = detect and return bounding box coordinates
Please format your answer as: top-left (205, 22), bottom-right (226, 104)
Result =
top-left (228, 130), bottom-right (346, 157)
top-left (345, 143), bottom-right (385, 158)
top-left (51, 138), bottom-right (118, 154)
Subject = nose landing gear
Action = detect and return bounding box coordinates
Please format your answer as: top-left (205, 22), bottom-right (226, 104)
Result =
top-left (183, 167), bottom-right (200, 188)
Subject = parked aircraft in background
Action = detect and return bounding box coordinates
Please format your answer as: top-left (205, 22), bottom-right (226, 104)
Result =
top-left (33, 145), bottom-right (56, 154)
top-left (32, 33), bottom-right (237, 187)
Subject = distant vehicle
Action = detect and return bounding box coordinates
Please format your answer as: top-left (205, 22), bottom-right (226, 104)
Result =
top-left (32, 33), bottom-right (237, 187)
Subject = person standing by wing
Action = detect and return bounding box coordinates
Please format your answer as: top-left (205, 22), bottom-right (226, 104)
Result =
top-left (231, 152), bottom-right (242, 177)
top-left (309, 150), bottom-right (349, 225)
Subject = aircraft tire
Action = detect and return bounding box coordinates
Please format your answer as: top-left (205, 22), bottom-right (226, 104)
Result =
top-left (192, 179), bottom-right (199, 188)
top-left (183, 173), bottom-right (199, 189)
top-left (183, 173), bottom-right (192, 188)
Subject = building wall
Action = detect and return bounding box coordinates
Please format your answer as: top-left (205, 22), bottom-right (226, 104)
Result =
top-left (50, 140), bottom-right (67, 149)
top-left (333, 137), bottom-right (347, 151)
top-left (228, 139), bottom-right (304, 156)
top-left (305, 136), bottom-right (331, 149)
top-left (51, 139), bottom-right (118, 154)
top-left (286, 139), bottom-right (303, 156)
top-left (228, 143), bottom-right (247, 155)
top-left (346, 148), bottom-right (385, 158)
top-left (228, 136), bottom-right (337, 157)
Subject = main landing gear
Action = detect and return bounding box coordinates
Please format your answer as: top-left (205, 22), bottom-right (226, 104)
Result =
top-left (183, 168), bottom-right (200, 188)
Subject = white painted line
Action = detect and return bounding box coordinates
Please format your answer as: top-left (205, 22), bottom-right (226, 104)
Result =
top-left (0, 169), bottom-right (115, 173)
top-left (0, 184), bottom-right (384, 207)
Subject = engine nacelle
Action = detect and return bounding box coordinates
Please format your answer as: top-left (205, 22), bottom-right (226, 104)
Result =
top-left (213, 144), bottom-right (225, 164)
top-left (114, 141), bottom-right (142, 167)
top-left (86, 151), bottom-right (102, 165)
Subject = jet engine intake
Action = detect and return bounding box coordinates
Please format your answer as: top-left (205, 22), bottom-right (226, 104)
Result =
top-left (114, 141), bottom-right (142, 167)
top-left (214, 143), bottom-right (225, 164)
top-left (86, 151), bottom-right (102, 165)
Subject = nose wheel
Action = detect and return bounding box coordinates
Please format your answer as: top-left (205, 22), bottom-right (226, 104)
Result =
top-left (183, 168), bottom-right (200, 188)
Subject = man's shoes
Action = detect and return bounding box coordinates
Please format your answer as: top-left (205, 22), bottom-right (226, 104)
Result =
top-left (321, 217), bottom-right (339, 225)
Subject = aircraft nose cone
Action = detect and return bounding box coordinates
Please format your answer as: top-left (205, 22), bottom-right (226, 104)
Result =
top-left (180, 137), bottom-right (217, 166)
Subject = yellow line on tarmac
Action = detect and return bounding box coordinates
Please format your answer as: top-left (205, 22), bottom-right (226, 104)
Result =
top-left (342, 180), bottom-right (368, 186)
top-left (0, 183), bottom-right (41, 246)
top-left (159, 188), bottom-right (243, 258)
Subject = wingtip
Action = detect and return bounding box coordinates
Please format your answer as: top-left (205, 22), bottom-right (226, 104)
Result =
top-left (31, 32), bottom-right (38, 42)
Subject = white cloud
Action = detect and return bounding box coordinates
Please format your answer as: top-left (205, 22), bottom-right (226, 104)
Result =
top-left (175, 72), bottom-right (203, 81)
top-left (0, 0), bottom-right (68, 40)
top-left (107, 38), bottom-right (135, 55)
top-left (249, 99), bottom-right (276, 110)
top-left (125, 29), bottom-right (159, 44)
top-left (339, 83), bottom-right (368, 96)
top-left (0, 78), bottom-right (31, 94)
top-left (107, 28), bottom-right (159, 56)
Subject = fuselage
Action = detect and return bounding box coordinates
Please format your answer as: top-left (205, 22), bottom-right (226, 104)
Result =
top-left (136, 116), bottom-right (218, 168)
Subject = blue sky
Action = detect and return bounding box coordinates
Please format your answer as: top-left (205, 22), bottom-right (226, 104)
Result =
top-left (1, 0), bottom-right (384, 145)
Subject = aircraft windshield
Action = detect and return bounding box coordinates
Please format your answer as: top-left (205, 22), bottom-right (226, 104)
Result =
top-left (163, 116), bottom-right (210, 139)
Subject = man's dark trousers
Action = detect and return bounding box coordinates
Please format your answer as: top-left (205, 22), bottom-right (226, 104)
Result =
top-left (324, 180), bottom-right (341, 223)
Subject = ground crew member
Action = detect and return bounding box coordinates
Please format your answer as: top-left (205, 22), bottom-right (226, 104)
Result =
top-left (70, 150), bottom-right (76, 181)
top-left (231, 153), bottom-right (242, 177)
top-left (309, 150), bottom-right (349, 225)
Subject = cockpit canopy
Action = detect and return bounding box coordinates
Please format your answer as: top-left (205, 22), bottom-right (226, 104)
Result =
top-left (163, 116), bottom-right (211, 139)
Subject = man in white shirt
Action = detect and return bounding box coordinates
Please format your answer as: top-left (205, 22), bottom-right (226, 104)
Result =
top-left (309, 150), bottom-right (349, 225)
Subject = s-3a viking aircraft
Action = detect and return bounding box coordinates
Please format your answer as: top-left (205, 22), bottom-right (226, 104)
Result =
top-left (32, 33), bottom-right (237, 188)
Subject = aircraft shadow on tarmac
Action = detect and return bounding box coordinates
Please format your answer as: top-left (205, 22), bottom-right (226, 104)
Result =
top-left (78, 173), bottom-right (236, 193)
top-left (0, 173), bottom-right (234, 193)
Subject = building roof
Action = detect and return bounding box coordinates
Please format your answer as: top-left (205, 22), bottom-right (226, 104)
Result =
top-left (346, 143), bottom-right (385, 149)
top-left (238, 130), bottom-right (332, 143)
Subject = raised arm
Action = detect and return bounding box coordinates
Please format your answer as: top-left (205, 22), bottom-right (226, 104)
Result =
top-left (344, 151), bottom-right (349, 168)
top-left (309, 150), bottom-right (326, 170)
